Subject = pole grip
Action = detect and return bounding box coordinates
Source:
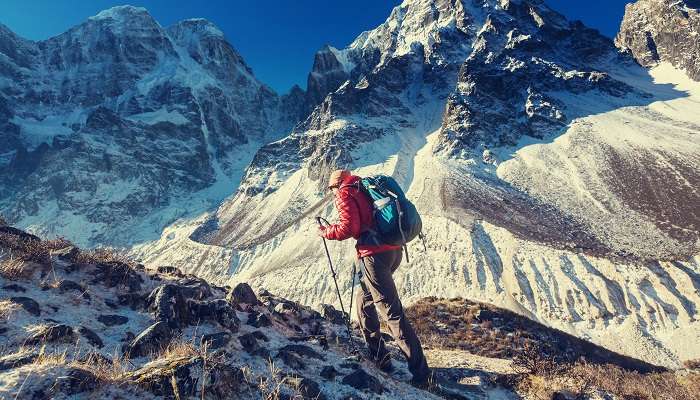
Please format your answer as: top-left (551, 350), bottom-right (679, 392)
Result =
top-left (316, 216), bottom-right (330, 227)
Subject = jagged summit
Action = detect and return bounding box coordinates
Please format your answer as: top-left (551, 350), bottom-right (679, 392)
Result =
top-left (617, 0), bottom-right (700, 81)
top-left (89, 5), bottom-right (150, 20)
top-left (0, 5), bottom-right (299, 248)
top-left (170, 18), bottom-right (226, 38)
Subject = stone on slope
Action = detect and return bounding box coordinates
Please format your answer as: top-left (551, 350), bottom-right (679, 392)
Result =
top-left (9, 296), bottom-right (40, 316)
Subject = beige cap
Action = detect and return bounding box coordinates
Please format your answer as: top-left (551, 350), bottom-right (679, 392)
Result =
top-left (328, 169), bottom-right (351, 188)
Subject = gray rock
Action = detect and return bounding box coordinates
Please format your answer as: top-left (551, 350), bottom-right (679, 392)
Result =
top-left (10, 296), bottom-right (40, 316)
top-left (237, 332), bottom-right (259, 353)
top-left (53, 368), bottom-right (100, 396)
top-left (25, 324), bottom-right (75, 345)
top-left (57, 280), bottom-right (84, 293)
top-left (78, 326), bottom-right (104, 348)
top-left (278, 344), bottom-right (325, 360)
top-left (97, 314), bottom-right (129, 326)
top-left (0, 352), bottom-right (37, 371)
top-left (320, 365), bottom-right (337, 380)
top-left (247, 311), bottom-right (271, 327)
top-left (321, 304), bottom-right (345, 325)
top-left (285, 375), bottom-right (325, 400)
top-left (156, 265), bottom-right (181, 275)
top-left (227, 282), bottom-right (259, 306)
top-left (341, 368), bottom-right (385, 394)
top-left (2, 284), bottom-right (25, 292)
top-left (201, 332), bottom-right (231, 349)
top-left (124, 321), bottom-right (171, 357)
top-left (275, 349), bottom-right (305, 370)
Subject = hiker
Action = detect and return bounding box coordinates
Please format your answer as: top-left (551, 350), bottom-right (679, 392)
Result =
top-left (318, 169), bottom-right (431, 386)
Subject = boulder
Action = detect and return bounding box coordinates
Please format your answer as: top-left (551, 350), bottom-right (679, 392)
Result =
top-left (2, 284), bottom-right (26, 292)
top-left (277, 344), bottom-right (325, 360)
top-left (10, 296), bottom-right (40, 316)
top-left (201, 332), bottom-right (231, 349)
top-left (97, 314), bottom-right (129, 326)
top-left (320, 365), bottom-right (337, 380)
top-left (91, 261), bottom-right (143, 293)
top-left (78, 326), bottom-right (104, 348)
top-left (124, 321), bottom-right (172, 357)
top-left (341, 368), bottom-right (385, 394)
top-left (275, 349), bottom-right (305, 370)
top-left (227, 282), bottom-right (259, 305)
top-left (238, 332), bottom-right (260, 353)
top-left (57, 280), bottom-right (84, 293)
top-left (132, 355), bottom-right (244, 399)
top-left (284, 375), bottom-right (325, 400)
top-left (321, 304), bottom-right (346, 325)
top-left (247, 311), bottom-right (272, 328)
top-left (25, 324), bottom-right (75, 345)
top-left (0, 352), bottom-right (37, 371)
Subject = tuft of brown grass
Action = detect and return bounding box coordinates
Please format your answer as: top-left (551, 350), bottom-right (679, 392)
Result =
top-left (684, 359), bottom-right (700, 370)
top-left (0, 234), bottom-right (72, 280)
top-left (73, 247), bottom-right (138, 269)
top-left (0, 299), bottom-right (21, 321)
top-left (513, 347), bottom-right (700, 400)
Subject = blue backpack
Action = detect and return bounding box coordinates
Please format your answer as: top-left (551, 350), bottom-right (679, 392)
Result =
top-left (357, 175), bottom-right (424, 259)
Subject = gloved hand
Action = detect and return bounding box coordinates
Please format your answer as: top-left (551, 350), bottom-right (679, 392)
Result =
top-left (317, 225), bottom-right (327, 238)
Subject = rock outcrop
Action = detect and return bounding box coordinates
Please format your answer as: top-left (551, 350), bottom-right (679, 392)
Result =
top-left (617, 0), bottom-right (700, 81)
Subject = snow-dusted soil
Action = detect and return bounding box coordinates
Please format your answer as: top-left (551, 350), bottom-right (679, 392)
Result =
top-left (134, 63), bottom-right (700, 370)
top-left (1, 227), bottom-right (520, 399)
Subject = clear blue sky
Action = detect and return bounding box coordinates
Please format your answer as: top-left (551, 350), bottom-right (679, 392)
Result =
top-left (1, 0), bottom-right (631, 94)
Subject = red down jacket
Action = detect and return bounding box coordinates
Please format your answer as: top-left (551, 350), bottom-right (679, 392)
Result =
top-left (323, 174), bottom-right (400, 258)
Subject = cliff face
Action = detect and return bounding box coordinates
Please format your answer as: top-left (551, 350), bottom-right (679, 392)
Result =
top-left (0, 7), bottom-right (298, 247)
top-left (616, 0), bottom-right (700, 81)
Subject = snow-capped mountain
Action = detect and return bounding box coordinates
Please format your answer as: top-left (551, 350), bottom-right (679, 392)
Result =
top-left (617, 0), bottom-right (700, 81)
top-left (3, 0), bottom-right (699, 371)
top-left (134, 0), bottom-right (700, 369)
top-left (0, 6), bottom-right (298, 247)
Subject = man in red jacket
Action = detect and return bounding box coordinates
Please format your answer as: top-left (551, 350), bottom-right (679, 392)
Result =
top-left (318, 169), bottom-right (431, 386)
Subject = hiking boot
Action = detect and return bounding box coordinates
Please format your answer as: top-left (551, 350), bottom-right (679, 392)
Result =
top-left (409, 370), bottom-right (433, 389)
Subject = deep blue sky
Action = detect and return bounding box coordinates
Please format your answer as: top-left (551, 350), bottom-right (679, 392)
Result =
top-left (1, 0), bottom-right (631, 93)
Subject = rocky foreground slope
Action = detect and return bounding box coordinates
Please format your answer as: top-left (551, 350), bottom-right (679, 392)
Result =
top-left (2, 224), bottom-right (699, 400)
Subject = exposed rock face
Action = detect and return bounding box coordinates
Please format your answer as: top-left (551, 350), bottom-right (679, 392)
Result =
top-left (616, 0), bottom-right (700, 81)
top-left (0, 6), bottom-right (300, 247)
top-left (615, 0), bottom-right (700, 81)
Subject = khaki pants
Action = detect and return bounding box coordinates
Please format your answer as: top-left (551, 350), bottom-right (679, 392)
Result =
top-left (355, 249), bottom-right (430, 381)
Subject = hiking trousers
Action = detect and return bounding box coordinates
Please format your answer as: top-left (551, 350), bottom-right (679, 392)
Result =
top-left (355, 249), bottom-right (430, 381)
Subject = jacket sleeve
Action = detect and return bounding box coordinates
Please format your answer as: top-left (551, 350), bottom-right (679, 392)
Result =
top-left (324, 190), bottom-right (361, 240)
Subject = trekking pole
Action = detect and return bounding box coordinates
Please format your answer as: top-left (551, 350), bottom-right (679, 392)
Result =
top-left (316, 216), bottom-right (358, 354)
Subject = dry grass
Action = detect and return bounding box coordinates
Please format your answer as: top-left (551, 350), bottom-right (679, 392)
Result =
top-left (684, 359), bottom-right (700, 370)
top-left (0, 299), bottom-right (21, 321)
top-left (73, 247), bottom-right (136, 268)
top-left (406, 297), bottom-right (533, 359)
top-left (512, 345), bottom-right (700, 400)
top-left (0, 233), bottom-right (72, 280)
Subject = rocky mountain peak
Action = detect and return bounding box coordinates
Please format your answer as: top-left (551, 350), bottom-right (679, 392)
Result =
top-left (616, 0), bottom-right (700, 80)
